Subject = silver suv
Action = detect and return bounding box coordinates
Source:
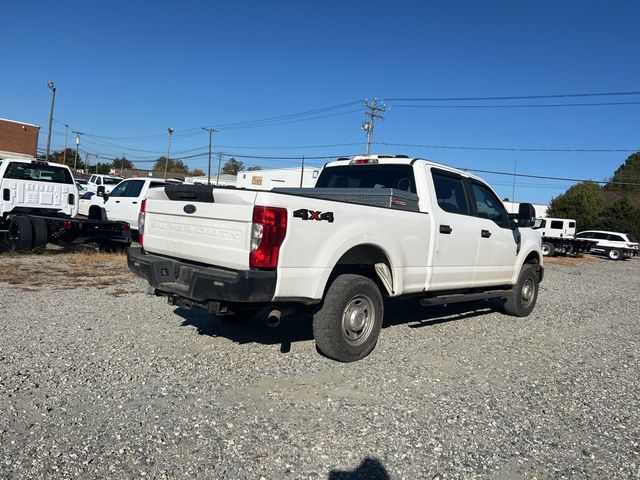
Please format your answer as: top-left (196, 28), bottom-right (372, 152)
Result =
top-left (575, 230), bottom-right (639, 260)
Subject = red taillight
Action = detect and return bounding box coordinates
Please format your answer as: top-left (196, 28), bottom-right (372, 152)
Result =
top-left (63, 220), bottom-right (72, 231)
top-left (249, 206), bottom-right (287, 269)
top-left (138, 199), bottom-right (147, 245)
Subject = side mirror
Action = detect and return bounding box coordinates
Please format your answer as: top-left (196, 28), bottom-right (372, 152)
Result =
top-left (97, 186), bottom-right (106, 197)
top-left (517, 203), bottom-right (536, 228)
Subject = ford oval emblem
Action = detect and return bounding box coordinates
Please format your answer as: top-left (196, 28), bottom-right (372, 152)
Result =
top-left (184, 204), bottom-right (197, 214)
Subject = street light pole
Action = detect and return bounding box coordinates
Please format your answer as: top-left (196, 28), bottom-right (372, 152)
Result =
top-left (72, 131), bottom-right (83, 173)
top-left (45, 81), bottom-right (56, 161)
top-left (164, 128), bottom-right (174, 179)
top-left (202, 127), bottom-right (218, 185)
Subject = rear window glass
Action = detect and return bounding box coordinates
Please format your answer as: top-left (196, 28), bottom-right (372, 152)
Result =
top-left (608, 234), bottom-right (624, 242)
top-left (3, 161), bottom-right (73, 184)
top-left (628, 234), bottom-right (638, 242)
top-left (315, 165), bottom-right (416, 193)
top-left (103, 177), bottom-right (122, 185)
top-left (432, 172), bottom-right (469, 215)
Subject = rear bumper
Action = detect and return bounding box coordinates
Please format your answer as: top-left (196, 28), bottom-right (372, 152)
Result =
top-left (127, 247), bottom-right (277, 305)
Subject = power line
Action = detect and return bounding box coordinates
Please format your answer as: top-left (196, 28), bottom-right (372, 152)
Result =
top-left (208, 100), bottom-right (363, 129)
top-left (392, 101), bottom-right (640, 109)
top-left (458, 166), bottom-right (640, 187)
top-left (378, 142), bottom-right (640, 153)
top-left (35, 144), bottom-right (640, 188)
top-left (385, 90), bottom-right (640, 102)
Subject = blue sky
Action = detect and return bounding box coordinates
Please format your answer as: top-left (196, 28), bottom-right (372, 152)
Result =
top-left (2, 1), bottom-right (639, 204)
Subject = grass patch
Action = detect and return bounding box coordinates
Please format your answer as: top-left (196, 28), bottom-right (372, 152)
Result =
top-left (0, 249), bottom-right (134, 291)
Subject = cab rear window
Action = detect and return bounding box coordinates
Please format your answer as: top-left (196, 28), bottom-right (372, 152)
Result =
top-left (3, 161), bottom-right (73, 184)
top-left (315, 165), bottom-right (416, 193)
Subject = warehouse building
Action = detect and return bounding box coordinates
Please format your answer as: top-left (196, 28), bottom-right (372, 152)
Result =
top-left (0, 118), bottom-right (40, 160)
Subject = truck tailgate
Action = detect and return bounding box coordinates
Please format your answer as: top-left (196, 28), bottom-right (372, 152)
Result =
top-left (142, 188), bottom-right (257, 271)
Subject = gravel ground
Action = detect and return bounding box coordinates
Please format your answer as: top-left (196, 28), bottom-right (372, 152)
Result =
top-left (0, 252), bottom-right (639, 479)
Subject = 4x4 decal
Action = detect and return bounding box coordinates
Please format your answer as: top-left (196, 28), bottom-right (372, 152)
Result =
top-left (293, 209), bottom-right (334, 223)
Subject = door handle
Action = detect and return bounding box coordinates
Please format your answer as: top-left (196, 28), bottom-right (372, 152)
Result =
top-left (115, 200), bottom-right (120, 203)
top-left (481, 229), bottom-right (492, 238)
top-left (440, 225), bottom-right (452, 234)
top-left (132, 201), bottom-right (138, 204)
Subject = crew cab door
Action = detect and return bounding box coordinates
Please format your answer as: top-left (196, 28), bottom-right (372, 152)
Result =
top-left (468, 180), bottom-right (518, 286)
top-left (428, 168), bottom-right (479, 290)
top-left (104, 179), bottom-right (145, 228)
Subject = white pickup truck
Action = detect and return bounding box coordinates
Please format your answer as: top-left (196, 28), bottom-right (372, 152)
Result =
top-left (0, 158), bottom-right (131, 250)
top-left (128, 155), bottom-right (543, 362)
top-left (87, 177), bottom-right (167, 231)
top-left (87, 174), bottom-right (123, 194)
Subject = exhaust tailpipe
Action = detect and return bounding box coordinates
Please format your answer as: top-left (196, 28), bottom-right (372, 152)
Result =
top-left (266, 310), bottom-right (282, 328)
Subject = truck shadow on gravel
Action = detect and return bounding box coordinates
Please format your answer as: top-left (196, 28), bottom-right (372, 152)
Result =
top-left (174, 299), bottom-right (498, 354)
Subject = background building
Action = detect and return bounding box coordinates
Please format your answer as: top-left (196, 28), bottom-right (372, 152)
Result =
top-left (0, 118), bottom-right (40, 159)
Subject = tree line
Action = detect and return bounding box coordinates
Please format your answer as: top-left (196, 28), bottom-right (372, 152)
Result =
top-left (547, 152), bottom-right (640, 239)
top-left (45, 149), bottom-right (261, 177)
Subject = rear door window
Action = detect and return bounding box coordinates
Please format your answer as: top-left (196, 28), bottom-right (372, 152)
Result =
top-left (431, 170), bottom-right (469, 215)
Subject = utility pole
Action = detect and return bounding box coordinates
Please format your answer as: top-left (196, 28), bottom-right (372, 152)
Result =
top-left (45, 81), bottom-right (56, 161)
top-left (164, 128), bottom-right (174, 179)
top-left (202, 127), bottom-right (219, 185)
top-left (216, 152), bottom-right (223, 186)
top-left (72, 131), bottom-right (83, 173)
top-left (62, 124), bottom-right (69, 165)
top-left (85, 152), bottom-right (90, 173)
top-left (362, 99), bottom-right (387, 155)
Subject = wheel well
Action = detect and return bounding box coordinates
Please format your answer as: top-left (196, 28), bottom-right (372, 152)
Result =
top-left (524, 251), bottom-right (540, 265)
top-left (326, 244), bottom-right (392, 297)
top-left (88, 205), bottom-right (106, 220)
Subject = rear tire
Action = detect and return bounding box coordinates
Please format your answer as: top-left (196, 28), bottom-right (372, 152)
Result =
top-left (7, 216), bottom-right (33, 251)
top-left (503, 264), bottom-right (539, 317)
top-left (31, 217), bottom-right (48, 250)
top-left (541, 242), bottom-right (555, 257)
top-left (608, 249), bottom-right (621, 261)
top-left (313, 274), bottom-right (383, 362)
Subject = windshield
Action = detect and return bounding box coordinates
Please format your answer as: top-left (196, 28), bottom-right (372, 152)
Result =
top-left (532, 219), bottom-right (545, 229)
top-left (3, 161), bottom-right (74, 184)
top-left (315, 164), bottom-right (416, 193)
top-left (103, 177), bottom-right (122, 185)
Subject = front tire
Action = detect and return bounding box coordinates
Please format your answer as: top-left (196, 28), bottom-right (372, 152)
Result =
top-left (503, 264), bottom-right (539, 317)
top-left (313, 274), bottom-right (383, 362)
